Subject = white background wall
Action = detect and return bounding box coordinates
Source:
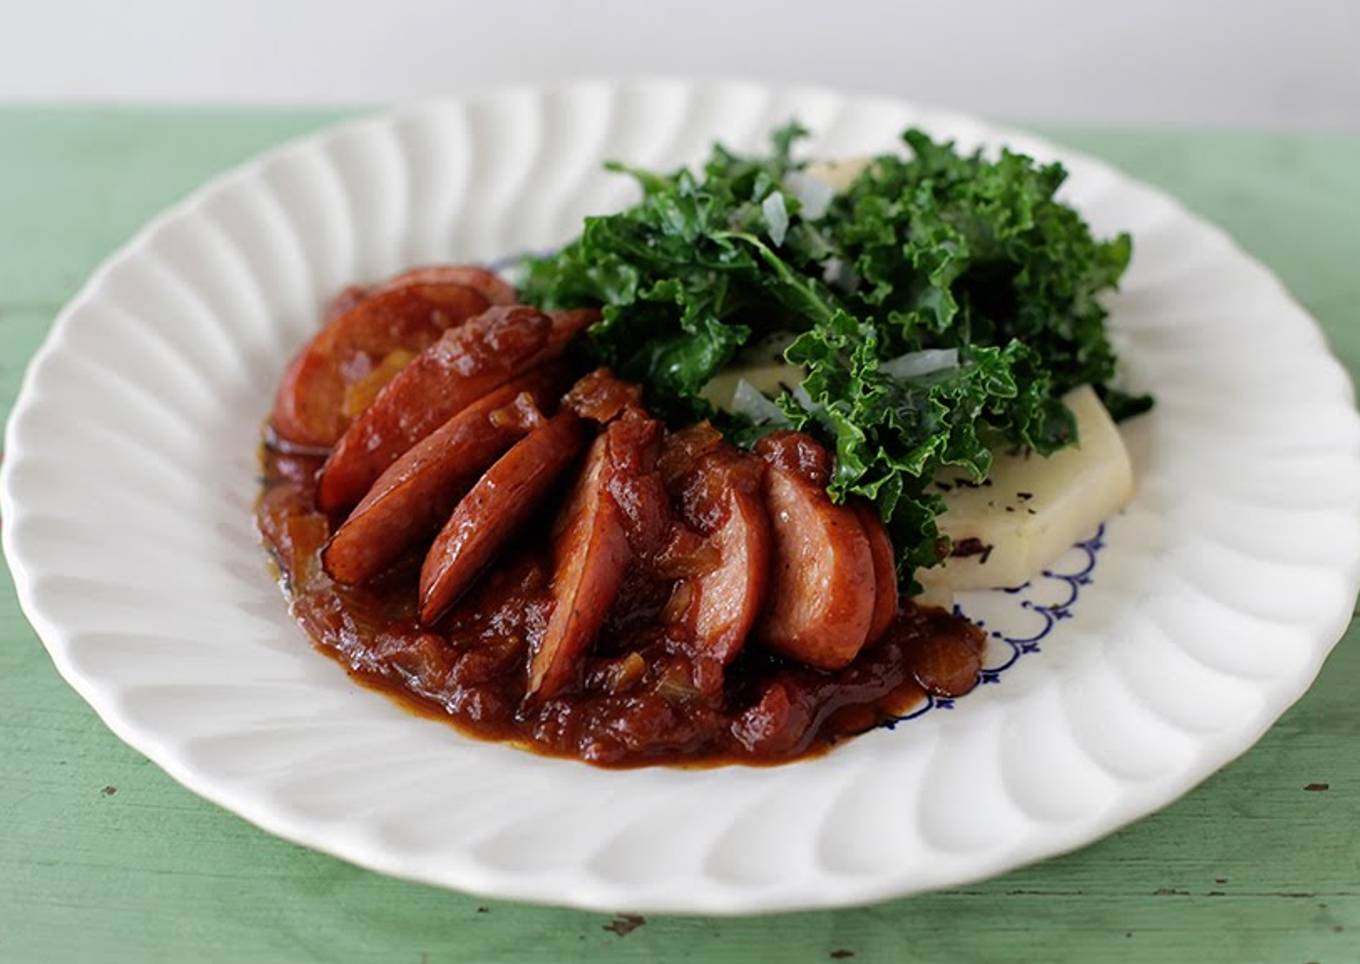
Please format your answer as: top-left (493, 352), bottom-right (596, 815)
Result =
top-left (2, 0), bottom-right (1357, 129)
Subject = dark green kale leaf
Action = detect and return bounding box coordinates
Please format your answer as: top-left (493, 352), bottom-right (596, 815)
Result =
top-left (778, 315), bottom-right (1073, 575)
top-left (829, 130), bottom-right (1137, 393)
top-left (521, 123), bottom-right (1147, 583)
top-left (522, 122), bottom-right (838, 417)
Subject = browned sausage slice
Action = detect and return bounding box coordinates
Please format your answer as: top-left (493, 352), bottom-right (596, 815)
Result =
top-left (272, 283), bottom-right (492, 447)
top-left (317, 306), bottom-right (597, 513)
top-left (321, 367), bottom-right (565, 585)
top-left (419, 411), bottom-right (586, 624)
top-left (369, 265), bottom-right (518, 306)
top-left (851, 500), bottom-right (899, 646)
top-left (663, 436), bottom-right (771, 668)
top-left (526, 436), bottom-right (631, 700)
top-left (754, 432), bottom-right (875, 670)
top-left (321, 265), bottom-right (516, 326)
top-left (690, 461), bottom-right (770, 666)
top-left (601, 413), bottom-right (672, 560)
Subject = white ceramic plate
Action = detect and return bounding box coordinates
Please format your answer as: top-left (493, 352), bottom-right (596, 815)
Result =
top-left (4, 80), bottom-right (1358, 915)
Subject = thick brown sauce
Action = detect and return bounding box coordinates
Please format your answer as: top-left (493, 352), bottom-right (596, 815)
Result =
top-left (257, 445), bottom-right (986, 768)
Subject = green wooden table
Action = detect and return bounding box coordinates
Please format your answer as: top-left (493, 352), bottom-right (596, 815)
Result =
top-left (2, 110), bottom-right (1357, 964)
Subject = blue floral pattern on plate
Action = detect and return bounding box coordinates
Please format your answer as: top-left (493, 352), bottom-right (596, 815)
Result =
top-left (881, 524), bottom-right (1107, 727)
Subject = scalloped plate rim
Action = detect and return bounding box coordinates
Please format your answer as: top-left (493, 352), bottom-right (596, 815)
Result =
top-left (3, 77), bottom-right (1358, 915)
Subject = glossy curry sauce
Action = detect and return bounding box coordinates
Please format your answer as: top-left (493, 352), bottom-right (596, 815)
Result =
top-left (257, 445), bottom-right (986, 767)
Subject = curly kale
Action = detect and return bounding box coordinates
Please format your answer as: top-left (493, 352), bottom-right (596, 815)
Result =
top-left (522, 123), bottom-right (1147, 579)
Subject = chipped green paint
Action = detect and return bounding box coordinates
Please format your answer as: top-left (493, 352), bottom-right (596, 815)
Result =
top-left (1, 111), bottom-right (1357, 964)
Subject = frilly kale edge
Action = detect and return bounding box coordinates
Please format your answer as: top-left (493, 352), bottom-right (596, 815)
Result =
top-left (521, 122), bottom-right (1149, 581)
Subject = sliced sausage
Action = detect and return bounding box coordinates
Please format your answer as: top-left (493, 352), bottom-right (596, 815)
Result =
top-left (337, 347), bottom-right (418, 422)
top-left (321, 367), bottom-right (565, 585)
top-left (662, 434), bottom-right (771, 668)
top-left (272, 283), bottom-right (492, 447)
top-left (602, 414), bottom-right (672, 561)
top-left (687, 461), bottom-right (770, 667)
top-left (527, 436), bottom-right (631, 700)
top-left (754, 432), bottom-right (875, 670)
top-left (851, 500), bottom-right (899, 645)
top-left (419, 411), bottom-right (586, 624)
top-left (317, 306), bottom-right (597, 513)
top-left (324, 265), bottom-right (517, 323)
top-left (369, 265), bottom-right (518, 306)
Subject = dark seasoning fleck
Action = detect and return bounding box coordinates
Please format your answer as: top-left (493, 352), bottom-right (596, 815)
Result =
top-left (603, 913), bottom-right (646, 937)
top-left (951, 537), bottom-right (993, 565)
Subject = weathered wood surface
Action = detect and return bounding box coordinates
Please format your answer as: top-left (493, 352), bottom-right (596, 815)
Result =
top-left (1, 111), bottom-right (1356, 963)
